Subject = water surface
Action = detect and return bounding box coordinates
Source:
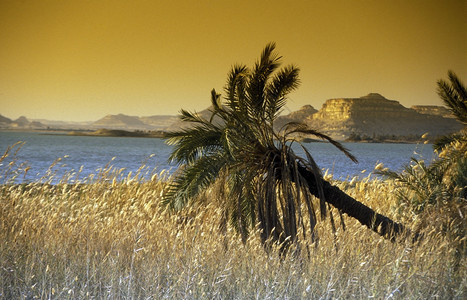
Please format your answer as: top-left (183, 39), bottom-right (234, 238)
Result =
top-left (0, 131), bottom-right (437, 183)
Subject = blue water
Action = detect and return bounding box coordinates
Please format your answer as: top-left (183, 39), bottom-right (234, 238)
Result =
top-left (0, 131), bottom-right (437, 183)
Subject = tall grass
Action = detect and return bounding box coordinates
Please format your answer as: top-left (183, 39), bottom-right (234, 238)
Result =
top-left (0, 149), bottom-right (465, 299)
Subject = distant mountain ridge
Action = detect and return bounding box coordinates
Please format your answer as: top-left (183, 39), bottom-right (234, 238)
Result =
top-left (0, 113), bottom-right (178, 131)
top-left (1, 93), bottom-right (462, 141)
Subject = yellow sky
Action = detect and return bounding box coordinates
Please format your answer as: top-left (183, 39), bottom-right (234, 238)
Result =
top-left (1, 0), bottom-right (466, 122)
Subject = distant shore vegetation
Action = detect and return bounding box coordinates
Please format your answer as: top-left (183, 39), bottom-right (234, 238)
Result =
top-left (67, 129), bottom-right (166, 138)
top-left (346, 132), bottom-right (431, 143)
top-left (58, 128), bottom-right (448, 144)
top-left (1, 127), bottom-right (438, 144)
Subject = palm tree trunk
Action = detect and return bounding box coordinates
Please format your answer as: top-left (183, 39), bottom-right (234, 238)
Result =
top-left (299, 166), bottom-right (406, 241)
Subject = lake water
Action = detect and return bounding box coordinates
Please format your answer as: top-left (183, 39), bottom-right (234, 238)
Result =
top-left (0, 131), bottom-right (437, 184)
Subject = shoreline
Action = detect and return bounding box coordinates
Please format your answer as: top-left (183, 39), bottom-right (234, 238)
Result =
top-left (1, 128), bottom-right (431, 144)
top-left (67, 129), bottom-right (166, 138)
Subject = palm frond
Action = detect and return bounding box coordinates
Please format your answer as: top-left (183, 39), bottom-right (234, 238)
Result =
top-left (210, 89), bottom-right (223, 112)
top-left (448, 70), bottom-right (467, 102)
top-left (165, 125), bottom-right (223, 164)
top-left (437, 71), bottom-right (467, 124)
top-left (225, 170), bottom-right (256, 240)
top-left (265, 65), bottom-right (300, 120)
top-left (176, 109), bottom-right (206, 124)
top-left (163, 154), bottom-right (227, 210)
top-left (431, 144), bottom-right (467, 178)
top-left (248, 42), bottom-right (282, 113)
top-left (299, 144), bottom-right (327, 219)
top-left (284, 122), bottom-right (358, 163)
top-left (433, 131), bottom-right (467, 152)
top-left (224, 64), bottom-right (249, 112)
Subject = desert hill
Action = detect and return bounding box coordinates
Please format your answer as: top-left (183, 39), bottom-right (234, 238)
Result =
top-left (0, 114), bottom-right (12, 124)
top-left (0, 114), bottom-right (45, 129)
top-left (92, 114), bottom-right (148, 129)
top-left (275, 105), bottom-right (318, 130)
top-left (139, 115), bottom-right (179, 129)
top-left (92, 114), bottom-right (178, 130)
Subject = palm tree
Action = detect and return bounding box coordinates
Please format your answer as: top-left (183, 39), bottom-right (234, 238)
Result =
top-left (164, 43), bottom-right (405, 248)
top-left (377, 71), bottom-right (466, 263)
top-left (433, 70), bottom-right (466, 197)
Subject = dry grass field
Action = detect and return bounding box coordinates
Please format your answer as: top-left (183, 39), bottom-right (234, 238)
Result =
top-left (1, 156), bottom-right (465, 299)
